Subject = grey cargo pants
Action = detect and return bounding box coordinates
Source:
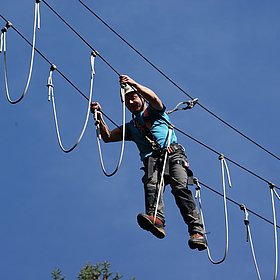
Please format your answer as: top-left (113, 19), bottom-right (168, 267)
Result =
top-left (141, 144), bottom-right (204, 236)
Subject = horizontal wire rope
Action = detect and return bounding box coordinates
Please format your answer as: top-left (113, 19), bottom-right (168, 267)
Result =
top-left (78, 0), bottom-right (280, 162)
top-left (0, 13), bottom-right (278, 192)
top-left (16, 3), bottom-right (279, 190)
top-left (200, 180), bottom-right (280, 229)
top-left (1, 0), bottom-right (40, 104)
top-left (41, 0), bottom-right (120, 77)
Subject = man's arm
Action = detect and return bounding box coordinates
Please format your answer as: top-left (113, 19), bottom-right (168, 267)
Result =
top-left (120, 75), bottom-right (164, 111)
top-left (91, 102), bottom-right (123, 143)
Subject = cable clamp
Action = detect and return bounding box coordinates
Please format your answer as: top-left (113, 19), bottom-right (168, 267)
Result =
top-left (50, 64), bottom-right (57, 72)
top-left (183, 97), bottom-right (199, 109)
top-left (91, 50), bottom-right (99, 57)
top-left (90, 51), bottom-right (98, 75)
top-left (166, 98), bottom-right (199, 114)
top-left (240, 204), bottom-right (250, 242)
top-left (218, 154), bottom-right (224, 160)
top-left (1, 21), bottom-right (12, 33)
top-left (219, 153), bottom-right (232, 188)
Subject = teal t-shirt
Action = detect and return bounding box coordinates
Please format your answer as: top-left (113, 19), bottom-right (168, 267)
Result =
top-left (125, 105), bottom-right (177, 161)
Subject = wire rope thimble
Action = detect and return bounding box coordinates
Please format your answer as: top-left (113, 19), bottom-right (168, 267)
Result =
top-left (47, 64), bottom-right (57, 101)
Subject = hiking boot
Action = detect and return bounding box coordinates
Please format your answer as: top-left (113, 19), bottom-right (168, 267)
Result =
top-left (137, 213), bottom-right (166, 239)
top-left (188, 233), bottom-right (207, 251)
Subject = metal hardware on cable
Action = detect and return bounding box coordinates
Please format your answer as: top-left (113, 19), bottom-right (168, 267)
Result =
top-left (268, 183), bottom-right (279, 280)
top-left (47, 52), bottom-right (96, 153)
top-left (1, 0), bottom-right (40, 104)
top-left (167, 98), bottom-right (199, 114)
top-left (0, 21), bottom-right (12, 53)
top-left (94, 84), bottom-right (126, 177)
top-left (240, 204), bottom-right (262, 280)
top-left (153, 125), bottom-right (173, 223)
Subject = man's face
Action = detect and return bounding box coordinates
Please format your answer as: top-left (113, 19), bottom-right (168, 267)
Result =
top-left (125, 92), bottom-right (144, 113)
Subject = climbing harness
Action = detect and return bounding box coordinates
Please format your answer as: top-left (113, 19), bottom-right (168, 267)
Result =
top-left (93, 83), bottom-right (126, 177)
top-left (47, 51), bottom-right (97, 153)
top-left (1, 0), bottom-right (40, 104)
top-left (132, 108), bottom-right (161, 152)
top-left (240, 204), bottom-right (262, 280)
top-left (269, 183), bottom-right (279, 280)
top-left (153, 125), bottom-right (173, 223)
top-left (166, 98), bottom-right (199, 114)
top-left (194, 154), bottom-right (232, 265)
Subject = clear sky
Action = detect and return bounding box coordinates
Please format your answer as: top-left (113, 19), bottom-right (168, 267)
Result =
top-left (1, 1), bottom-right (280, 279)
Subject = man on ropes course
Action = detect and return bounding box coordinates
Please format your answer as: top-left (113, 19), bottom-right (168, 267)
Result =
top-left (91, 75), bottom-right (207, 251)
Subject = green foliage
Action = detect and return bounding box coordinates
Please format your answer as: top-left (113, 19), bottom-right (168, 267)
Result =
top-left (51, 261), bottom-right (135, 280)
top-left (51, 268), bottom-right (65, 280)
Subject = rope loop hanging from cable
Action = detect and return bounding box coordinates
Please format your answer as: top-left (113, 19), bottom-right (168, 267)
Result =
top-left (94, 83), bottom-right (126, 177)
top-left (1, 0), bottom-right (40, 104)
top-left (194, 154), bottom-right (232, 265)
top-left (47, 51), bottom-right (96, 153)
top-left (240, 204), bottom-right (262, 280)
top-left (268, 183), bottom-right (279, 280)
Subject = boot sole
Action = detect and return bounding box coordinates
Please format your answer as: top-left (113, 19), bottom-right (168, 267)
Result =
top-left (188, 239), bottom-right (207, 251)
top-left (137, 215), bottom-right (165, 239)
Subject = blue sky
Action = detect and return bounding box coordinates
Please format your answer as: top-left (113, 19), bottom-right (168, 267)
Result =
top-left (1, 1), bottom-right (280, 279)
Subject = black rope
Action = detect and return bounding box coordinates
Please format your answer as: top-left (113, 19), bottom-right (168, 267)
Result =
top-left (173, 126), bottom-right (279, 189)
top-left (199, 180), bottom-right (280, 229)
top-left (41, 0), bottom-right (120, 77)
top-left (78, 0), bottom-right (280, 162)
